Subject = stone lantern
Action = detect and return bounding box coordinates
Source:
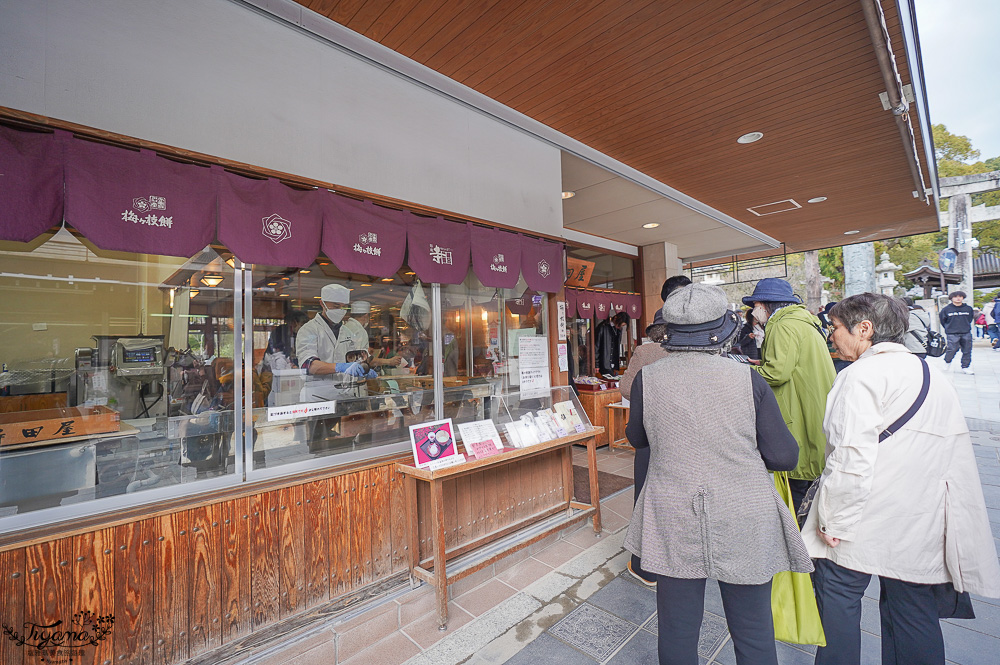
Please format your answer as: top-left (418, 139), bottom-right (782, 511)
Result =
top-left (875, 252), bottom-right (901, 296)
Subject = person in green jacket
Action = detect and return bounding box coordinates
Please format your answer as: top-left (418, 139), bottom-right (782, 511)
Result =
top-left (743, 278), bottom-right (836, 512)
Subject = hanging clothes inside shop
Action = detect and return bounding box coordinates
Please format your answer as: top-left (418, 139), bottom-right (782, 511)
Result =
top-left (596, 313), bottom-right (627, 376)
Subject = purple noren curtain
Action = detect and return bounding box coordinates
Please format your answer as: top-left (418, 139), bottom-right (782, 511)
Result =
top-left (520, 235), bottom-right (564, 293)
top-left (0, 126), bottom-right (64, 243)
top-left (470, 224), bottom-right (521, 288)
top-left (407, 216), bottom-right (471, 285)
top-left (322, 196), bottom-right (408, 277)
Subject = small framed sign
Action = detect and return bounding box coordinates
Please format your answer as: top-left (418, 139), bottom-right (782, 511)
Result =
top-left (409, 418), bottom-right (465, 470)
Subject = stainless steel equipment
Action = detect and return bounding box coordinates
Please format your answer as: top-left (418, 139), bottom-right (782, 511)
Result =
top-left (72, 335), bottom-right (166, 419)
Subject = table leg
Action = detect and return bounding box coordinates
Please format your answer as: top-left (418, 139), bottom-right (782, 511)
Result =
top-left (587, 436), bottom-right (602, 534)
top-left (404, 475), bottom-right (420, 588)
top-left (429, 478), bottom-right (449, 629)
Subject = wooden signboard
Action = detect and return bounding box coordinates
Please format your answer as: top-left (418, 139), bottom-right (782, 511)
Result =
top-left (565, 257), bottom-right (596, 288)
top-left (0, 405), bottom-right (120, 446)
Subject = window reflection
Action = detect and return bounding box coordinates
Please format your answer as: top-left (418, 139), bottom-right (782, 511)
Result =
top-left (250, 261), bottom-right (437, 468)
top-left (0, 229), bottom-right (236, 516)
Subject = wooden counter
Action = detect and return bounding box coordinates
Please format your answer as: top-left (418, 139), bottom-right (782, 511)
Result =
top-left (397, 427), bottom-right (604, 628)
top-left (577, 388), bottom-right (620, 447)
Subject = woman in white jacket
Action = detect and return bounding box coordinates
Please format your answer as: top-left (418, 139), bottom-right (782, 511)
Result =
top-left (803, 293), bottom-right (1000, 665)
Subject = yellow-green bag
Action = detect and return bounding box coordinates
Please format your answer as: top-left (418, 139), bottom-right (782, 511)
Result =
top-left (771, 471), bottom-right (826, 646)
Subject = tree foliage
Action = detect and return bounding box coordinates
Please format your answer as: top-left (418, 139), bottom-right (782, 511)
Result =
top-left (932, 124), bottom-right (1000, 252)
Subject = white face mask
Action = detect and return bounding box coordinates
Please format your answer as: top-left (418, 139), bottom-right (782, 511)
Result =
top-left (324, 305), bottom-right (346, 323)
top-left (752, 304), bottom-right (769, 324)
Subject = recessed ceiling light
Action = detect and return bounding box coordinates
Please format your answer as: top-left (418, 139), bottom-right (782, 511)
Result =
top-left (737, 131), bottom-right (764, 144)
top-left (300, 269), bottom-right (311, 274)
top-left (313, 296), bottom-right (321, 299)
top-left (642, 223), bottom-right (660, 229)
top-left (267, 282), bottom-right (277, 286)
top-left (360, 283), bottom-right (372, 287)
top-left (404, 271), bottom-right (416, 276)
top-left (279, 293), bottom-right (290, 297)
top-left (561, 191), bottom-right (576, 200)
top-left (381, 278), bottom-right (394, 282)
top-left (807, 197), bottom-right (828, 204)
top-left (844, 230), bottom-right (860, 235)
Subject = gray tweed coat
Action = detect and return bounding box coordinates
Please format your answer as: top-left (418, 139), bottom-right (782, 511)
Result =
top-left (623, 352), bottom-right (813, 584)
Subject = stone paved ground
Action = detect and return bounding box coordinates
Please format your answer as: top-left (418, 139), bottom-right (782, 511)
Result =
top-left (399, 344), bottom-right (1000, 665)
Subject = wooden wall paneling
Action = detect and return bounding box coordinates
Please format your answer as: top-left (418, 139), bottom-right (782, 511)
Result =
top-left (416, 480), bottom-right (431, 562)
top-left (486, 465), bottom-right (501, 535)
top-left (454, 474), bottom-right (472, 548)
top-left (71, 528), bottom-right (115, 665)
top-left (277, 485), bottom-right (305, 618)
top-left (303, 479), bottom-right (331, 607)
top-left (351, 471), bottom-right (373, 587)
top-left (0, 547), bottom-right (25, 665)
top-left (469, 469), bottom-right (485, 542)
top-left (153, 513), bottom-right (189, 665)
top-left (368, 466), bottom-right (391, 581)
top-left (443, 476), bottom-right (459, 550)
top-left (494, 462), bottom-right (510, 531)
top-left (221, 496), bottom-right (252, 642)
top-left (114, 519), bottom-right (155, 665)
top-left (250, 491), bottom-right (279, 629)
top-left (188, 503), bottom-right (222, 656)
top-left (24, 537), bottom-right (72, 665)
top-left (329, 474), bottom-right (352, 598)
top-left (388, 468), bottom-right (407, 573)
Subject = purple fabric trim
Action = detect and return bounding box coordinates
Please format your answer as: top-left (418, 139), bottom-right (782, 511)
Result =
top-left (564, 289), bottom-right (578, 319)
top-left (407, 215), bottom-right (471, 285)
top-left (218, 172), bottom-right (322, 268)
top-left (506, 289), bottom-right (536, 315)
top-left (0, 126), bottom-right (64, 243)
top-left (576, 290), bottom-right (595, 319)
top-left (520, 235), bottom-right (564, 293)
top-left (626, 294), bottom-right (643, 320)
top-left (322, 196), bottom-right (407, 277)
top-left (470, 224), bottom-right (521, 288)
top-left (65, 139), bottom-right (216, 257)
top-left (592, 291), bottom-right (612, 319)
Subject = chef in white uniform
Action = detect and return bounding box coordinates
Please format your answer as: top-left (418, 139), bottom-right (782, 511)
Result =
top-left (296, 284), bottom-right (375, 402)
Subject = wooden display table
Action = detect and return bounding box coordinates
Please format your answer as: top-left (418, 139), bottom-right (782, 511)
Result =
top-left (396, 427), bottom-right (605, 628)
top-left (577, 387), bottom-right (620, 447)
top-left (607, 403), bottom-right (631, 450)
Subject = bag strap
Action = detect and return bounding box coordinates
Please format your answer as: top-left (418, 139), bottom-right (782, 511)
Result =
top-left (878, 357), bottom-right (930, 442)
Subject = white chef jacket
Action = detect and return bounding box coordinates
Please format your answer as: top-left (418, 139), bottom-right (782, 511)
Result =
top-left (802, 343), bottom-right (1000, 596)
top-left (295, 313), bottom-right (369, 401)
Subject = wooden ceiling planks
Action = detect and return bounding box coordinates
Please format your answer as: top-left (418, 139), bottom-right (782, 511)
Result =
top-left (296, 0), bottom-right (938, 253)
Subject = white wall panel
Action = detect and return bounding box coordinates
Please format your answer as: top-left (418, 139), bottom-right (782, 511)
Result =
top-left (0, 0), bottom-right (563, 236)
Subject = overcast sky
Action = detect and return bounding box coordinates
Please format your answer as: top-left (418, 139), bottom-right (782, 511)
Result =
top-left (915, 0), bottom-right (1000, 161)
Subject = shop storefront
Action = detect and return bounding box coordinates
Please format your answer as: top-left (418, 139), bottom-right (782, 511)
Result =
top-left (0, 120), bottom-right (615, 664)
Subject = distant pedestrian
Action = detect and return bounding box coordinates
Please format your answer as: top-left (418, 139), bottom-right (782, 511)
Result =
top-left (975, 311), bottom-right (987, 337)
top-left (901, 297), bottom-right (929, 359)
top-left (624, 284), bottom-right (811, 665)
top-left (988, 296), bottom-right (1000, 351)
top-left (743, 278), bottom-right (837, 511)
top-left (804, 293), bottom-right (1000, 665)
top-left (939, 291), bottom-right (975, 374)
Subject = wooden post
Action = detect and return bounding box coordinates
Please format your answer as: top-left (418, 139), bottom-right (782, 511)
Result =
top-left (428, 479), bottom-right (448, 629)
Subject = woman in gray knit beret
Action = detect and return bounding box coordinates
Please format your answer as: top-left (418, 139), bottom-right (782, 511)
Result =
top-left (624, 283), bottom-right (813, 665)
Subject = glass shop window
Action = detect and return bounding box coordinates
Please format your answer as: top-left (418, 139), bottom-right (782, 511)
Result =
top-left (249, 260), bottom-right (436, 470)
top-left (0, 229), bottom-right (237, 518)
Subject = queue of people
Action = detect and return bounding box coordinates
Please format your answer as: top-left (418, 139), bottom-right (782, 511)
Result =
top-left (622, 278), bottom-right (1000, 665)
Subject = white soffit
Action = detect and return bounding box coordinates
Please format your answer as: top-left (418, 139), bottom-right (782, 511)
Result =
top-left (561, 153), bottom-right (773, 260)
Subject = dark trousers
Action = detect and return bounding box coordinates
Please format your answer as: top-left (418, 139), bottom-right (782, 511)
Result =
top-left (630, 446), bottom-right (654, 580)
top-left (788, 478), bottom-right (813, 515)
top-left (813, 558), bottom-right (944, 665)
top-left (655, 575), bottom-right (776, 665)
top-left (944, 331), bottom-right (973, 367)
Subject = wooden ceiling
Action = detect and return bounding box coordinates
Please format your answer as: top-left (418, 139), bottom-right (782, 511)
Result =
top-left (296, 0), bottom-right (937, 253)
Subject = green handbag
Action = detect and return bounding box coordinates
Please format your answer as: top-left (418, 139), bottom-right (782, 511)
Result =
top-left (771, 471), bottom-right (826, 646)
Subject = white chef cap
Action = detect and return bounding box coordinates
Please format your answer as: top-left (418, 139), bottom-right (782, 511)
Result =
top-left (351, 300), bottom-right (371, 314)
top-left (320, 284), bottom-right (350, 304)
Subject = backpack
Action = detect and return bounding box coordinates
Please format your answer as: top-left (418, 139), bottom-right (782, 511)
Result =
top-left (908, 311), bottom-right (945, 358)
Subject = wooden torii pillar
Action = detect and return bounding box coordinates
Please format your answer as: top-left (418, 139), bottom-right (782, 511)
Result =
top-left (938, 170), bottom-right (1000, 295)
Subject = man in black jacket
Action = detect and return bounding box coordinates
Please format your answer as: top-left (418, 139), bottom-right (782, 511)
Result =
top-left (940, 291), bottom-right (975, 373)
top-left (595, 312), bottom-right (628, 376)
